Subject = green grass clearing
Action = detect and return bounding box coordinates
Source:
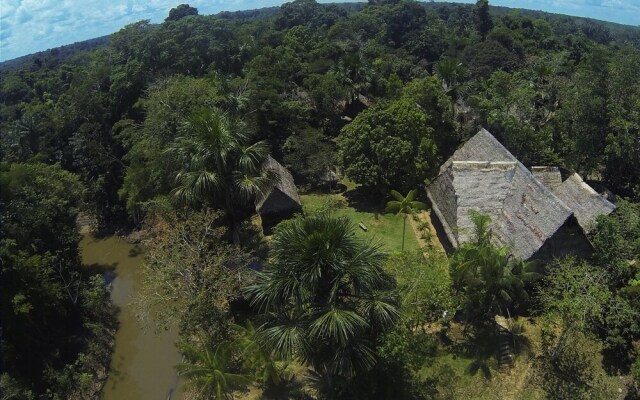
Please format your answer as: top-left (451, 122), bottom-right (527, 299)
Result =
top-left (300, 192), bottom-right (420, 253)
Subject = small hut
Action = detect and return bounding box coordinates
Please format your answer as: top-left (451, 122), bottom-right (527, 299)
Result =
top-left (339, 94), bottom-right (371, 121)
top-left (256, 157), bottom-right (302, 232)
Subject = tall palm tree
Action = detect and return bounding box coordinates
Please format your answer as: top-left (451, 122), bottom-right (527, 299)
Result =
top-left (177, 342), bottom-right (250, 400)
top-left (435, 57), bottom-right (466, 117)
top-left (166, 108), bottom-right (277, 244)
top-left (243, 213), bottom-right (399, 394)
top-left (385, 189), bottom-right (426, 251)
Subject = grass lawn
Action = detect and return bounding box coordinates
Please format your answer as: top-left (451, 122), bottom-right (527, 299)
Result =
top-left (299, 192), bottom-right (420, 253)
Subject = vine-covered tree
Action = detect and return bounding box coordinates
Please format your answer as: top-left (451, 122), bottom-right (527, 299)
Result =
top-left (137, 210), bottom-right (254, 339)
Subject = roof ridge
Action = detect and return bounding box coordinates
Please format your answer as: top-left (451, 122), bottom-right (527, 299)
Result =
top-left (451, 160), bottom-right (518, 170)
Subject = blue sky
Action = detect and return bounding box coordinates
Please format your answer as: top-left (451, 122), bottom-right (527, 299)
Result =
top-left (1, 0), bottom-right (639, 62)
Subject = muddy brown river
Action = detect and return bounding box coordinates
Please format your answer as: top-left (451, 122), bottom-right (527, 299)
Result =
top-left (80, 234), bottom-right (184, 400)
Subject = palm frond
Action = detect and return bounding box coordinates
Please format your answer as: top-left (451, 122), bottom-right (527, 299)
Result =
top-left (309, 309), bottom-right (369, 346)
top-left (389, 189), bottom-right (404, 202)
top-left (238, 141), bottom-right (271, 172)
top-left (172, 170), bottom-right (221, 205)
top-left (356, 292), bottom-right (400, 329)
top-left (176, 341), bottom-right (250, 399)
top-left (385, 200), bottom-right (401, 214)
top-left (258, 321), bottom-right (309, 361)
top-left (231, 168), bottom-right (278, 205)
top-left (328, 340), bottom-right (376, 378)
top-left (405, 189), bottom-right (417, 202)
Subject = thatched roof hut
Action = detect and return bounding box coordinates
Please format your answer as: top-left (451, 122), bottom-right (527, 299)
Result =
top-left (339, 94), bottom-right (371, 121)
top-left (256, 156), bottom-right (302, 216)
top-left (427, 129), bottom-right (613, 261)
top-left (550, 173), bottom-right (616, 233)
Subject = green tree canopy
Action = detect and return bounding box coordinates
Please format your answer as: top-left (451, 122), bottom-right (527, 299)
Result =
top-left (119, 75), bottom-right (228, 216)
top-left (474, 0), bottom-right (494, 39)
top-left (244, 213), bottom-right (399, 394)
top-left (338, 97), bottom-right (438, 194)
top-left (166, 4), bottom-right (199, 22)
top-left (1, 163), bottom-right (113, 397)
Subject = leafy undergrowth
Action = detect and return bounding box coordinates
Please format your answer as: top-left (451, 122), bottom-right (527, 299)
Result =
top-left (412, 317), bottom-right (626, 400)
top-left (415, 319), bottom-right (545, 400)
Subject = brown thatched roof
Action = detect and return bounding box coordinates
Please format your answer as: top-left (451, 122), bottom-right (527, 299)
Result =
top-left (256, 156), bottom-right (302, 215)
top-left (550, 173), bottom-right (616, 233)
top-left (427, 129), bottom-right (573, 260)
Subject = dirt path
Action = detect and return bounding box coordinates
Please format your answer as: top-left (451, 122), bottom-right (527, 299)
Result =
top-left (408, 209), bottom-right (446, 255)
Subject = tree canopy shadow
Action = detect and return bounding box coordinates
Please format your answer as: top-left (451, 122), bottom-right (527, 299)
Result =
top-left (342, 186), bottom-right (386, 213)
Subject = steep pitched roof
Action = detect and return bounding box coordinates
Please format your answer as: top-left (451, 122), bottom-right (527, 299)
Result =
top-left (427, 129), bottom-right (573, 260)
top-left (256, 156), bottom-right (302, 214)
top-left (439, 128), bottom-right (514, 171)
top-left (551, 173), bottom-right (616, 233)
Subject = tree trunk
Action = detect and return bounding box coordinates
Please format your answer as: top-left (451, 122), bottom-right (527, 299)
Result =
top-left (226, 194), bottom-right (241, 246)
top-left (402, 215), bottom-right (406, 251)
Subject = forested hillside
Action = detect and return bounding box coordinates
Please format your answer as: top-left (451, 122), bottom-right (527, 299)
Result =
top-left (1, 1), bottom-right (639, 399)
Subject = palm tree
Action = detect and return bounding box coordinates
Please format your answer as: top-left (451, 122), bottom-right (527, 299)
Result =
top-left (166, 108), bottom-right (277, 244)
top-left (177, 342), bottom-right (250, 400)
top-left (243, 213), bottom-right (399, 394)
top-left (333, 52), bottom-right (373, 103)
top-left (385, 189), bottom-right (426, 251)
top-left (435, 57), bottom-right (465, 93)
top-left (233, 321), bottom-right (283, 387)
top-left (450, 211), bottom-right (538, 323)
top-left (435, 57), bottom-right (466, 116)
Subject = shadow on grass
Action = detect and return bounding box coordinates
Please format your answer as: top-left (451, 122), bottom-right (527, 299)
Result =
top-left (445, 324), bottom-right (503, 380)
top-left (342, 186), bottom-right (386, 213)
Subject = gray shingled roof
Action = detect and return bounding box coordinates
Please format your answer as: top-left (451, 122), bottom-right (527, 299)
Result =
top-left (256, 156), bottom-right (302, 214)
top-left (427, 129), bottom-right (574, 260)
top-left (550, 173), bottom-right (616, 233)
top-left (531, 166), bottom-right (563, 191)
